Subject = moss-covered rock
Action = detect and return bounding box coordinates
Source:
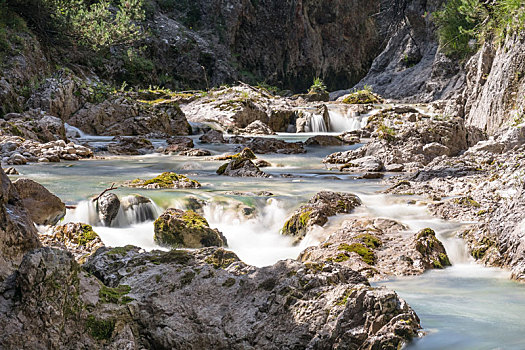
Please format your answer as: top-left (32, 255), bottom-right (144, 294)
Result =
top-left (341, 90), bottom-right (383, 104)
top-left (154, 208), bottom-right (227, 248)
top-left (414, 228), bottom-right (451, 269)
top-left (40, 223), bottom-right (104, 262)
top-left (216, 155), bottom-right (269, 178)
top-left (281, 191), bottom-right (361, 244)
top-left (127, 172), bottom-right (201, 189)
top-left (338, 243), bottom-right (376, 265)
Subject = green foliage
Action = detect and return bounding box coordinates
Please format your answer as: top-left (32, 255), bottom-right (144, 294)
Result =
top-left (377, 122), bottom-right (395, 141)
top-left (86, 315), bottom-right (115, 340)
top-left (309, 77), bottom-right (327, 94)
top-left (433, 0), bottom-right (525, 57)
top-left (10, 0), bottom-right (145, 50)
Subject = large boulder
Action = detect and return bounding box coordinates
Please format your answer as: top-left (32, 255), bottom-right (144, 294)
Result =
top-left (246, 137), bottom-right (306, 154)
top-left (0, 169), bottom-right (41, 280)
top-left (154, 209), bottom-right (227, 248)
top-left (216, 157), bottom-right (269, 177)
top-left (96, 193), bottom-right (120, 226)
top-left (300, 219), bottom-right (451, 279)
top-left (281, 191), bottom-right (362, 244)
top-left (13, 178), bottom-right (66, 226)
top-left (199, 129), bottom-right (226, 144)
top-left (82, 246), bottom-right (420, 349)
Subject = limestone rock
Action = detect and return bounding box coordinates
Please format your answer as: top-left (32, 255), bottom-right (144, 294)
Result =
top-left (246, 137), bottom-right (306, 154)
top-left (13, 178), bottom-right (66, 226)
top-left (107, 136), bottom-right (154, 155)
top-left (153, 209), bottom-right (227, 248)
top-left (126, 172), bottom-right (201, 189)
top-left (281, 191), bottom-right (362, 244)
top-left (216, 157), bottom-right (269, 178)
top-left (40, 223), bottom-right (104, 262)
top-left (243, 120), bottom-right (275, 135)
top-left (199, 129), bottom-right (226, 144)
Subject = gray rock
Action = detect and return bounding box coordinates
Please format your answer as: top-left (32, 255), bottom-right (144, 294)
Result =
top-left (13, 178), bottom-right (66, 226)
top-left (96, 193), bottom-right (120, 226)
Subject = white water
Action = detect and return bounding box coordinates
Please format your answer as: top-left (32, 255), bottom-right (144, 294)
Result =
top-left (328, 107), bottom-right (370, 132)
top-left (64, 123), bottom-right (87, 139)
top-left (306, 114), bottom-right (328, 133)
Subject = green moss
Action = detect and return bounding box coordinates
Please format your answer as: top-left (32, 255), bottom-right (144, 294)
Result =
top-left (336, 288), bottom-right (354, 306)
top-left (453, 196), bottom-right (481, 208)
top-left (148, 250), bottom-right (192, 265)
top-left (299, 210), bottom-right (312, 227)
top-left (78, 224), bottom-right (98, 246)
top-left (106, 245), bottom-right (136, 256)
top-left (204, 249), bottom-right (238, 269)
top-left (99, 284), bottom-right (132, 304)
top-left (134, 172), bottom-right (200, 188)
top-left (304, 262), bottom-right (324, 273)
top-left (333, 253), bottom-right (349, 262)
top-left (86, 315), bottom-right (115, 341)
top-left (341, 90), bottom-right (381, 104)
top-left (355, 234), bottom-right (382, 249)
top-left (181, 210), bottom-right (209, 229)
top-left (222, 277), bottom-right (236, 287)
top-left (180, 271), bottom-right (195, 286)
top-left (338, 243), bottom-right (376, 265)
top-left (216, 163), bottom-right (229, 175)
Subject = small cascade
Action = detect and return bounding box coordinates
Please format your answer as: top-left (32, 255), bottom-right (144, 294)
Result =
top-left (307, 114), bottom-right (328, 133)
top-left (112, 195), bottom-right (163, 227)
top-left (327, 106), bottom-right (370, 132)
top-left (65, 195), bottom-right (162, 228)
top-left (64, 123), bottom-right (87, 139)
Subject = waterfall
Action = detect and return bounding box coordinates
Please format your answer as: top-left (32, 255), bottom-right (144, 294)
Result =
top-left (65, 123), bottom-right (87, 139)
top-left (327, 107), bottom-right (370, 132)
top-left (307, 114), bottom-right (328, 133)
top-left (65, 195), bottom-right (162, 228)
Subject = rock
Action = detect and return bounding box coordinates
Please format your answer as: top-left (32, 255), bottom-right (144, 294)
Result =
top-left (216, 158), bottom-right (269, 178)
top-left (164, 136), bottom-right (194, 153)
top-left (107, 136), bottom-right (154, 155)
top-left (281, 191), bottom-right (362, 244)
top-left (126, 172), bottom-right (201, 189)
top-left (243, 120), bottom-right (275, 135)
top-left (40, 223), bottom-right (104, 262)
top-left (385, 163), bottom-right (404, 172)
top-left (339, 90), bottom-right (383, 104)
top-left (422, 142), bottom-right (450, 158)
top-left (340, 156), bottom-right (384, 172)
top-left (66, 95), bottom-right (191, 137)
top-left (465, 138), bottom-right (505, 155)
top-left (305, 135), bottom-right (345, 146)
top-left (13, 178), bottom-right (66, 226)
top-left (82, 247), bottom-right (420, 349)
top-left (359, 172), bottom-right (384, 179)
top-left (0, 168), bottom-right (40, 280)
top-left (254, 159), bottom-right (271, 168)
top-left (246, 137), bottom-right (306, 154)
top-left (199, 130), bottom-right (226, 144)
top-left (178, 149), bottom-right (211, 157)
top-left (153, 209), bottom-right (227, 248)
top-left (4, 167), bottom-right (19, 175)
top-left (96, 193), bottom-right (120, 226)
top-left (299, 219), bottom-right (451, 280)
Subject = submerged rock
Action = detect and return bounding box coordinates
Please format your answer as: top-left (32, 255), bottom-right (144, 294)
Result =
top-left (199, 129), bottom-right (226, 144)
top-left (13, 178), bottom-right (66, 226)
top-left (154, 209), bottom-right (227, 248)
top-left (96, 193), bottom-right (120, 226)
top-left (107, 136), bottom-right (154, 155)
top-left (40, 223), bottom-right (104, 262)
top-left (281, 191), bottom-right (361, 244)
top-left (126, 172), bottom-right (201, 189)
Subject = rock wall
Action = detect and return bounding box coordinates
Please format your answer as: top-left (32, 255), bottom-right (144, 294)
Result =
top-left (445, 32), bottom-right (525, 135)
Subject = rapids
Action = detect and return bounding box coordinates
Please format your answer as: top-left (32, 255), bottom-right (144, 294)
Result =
top-left (13, 127), bottom-right (525, 349)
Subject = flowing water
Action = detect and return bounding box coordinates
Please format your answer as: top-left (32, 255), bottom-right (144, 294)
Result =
top-left (10, 127), bottom-right (525, 349)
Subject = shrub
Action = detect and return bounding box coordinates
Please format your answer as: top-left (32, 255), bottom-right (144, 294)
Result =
top-left (309, 77), bottom-right (327, 94)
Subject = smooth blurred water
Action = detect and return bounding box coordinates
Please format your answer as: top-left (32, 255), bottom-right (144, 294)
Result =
top-left (10, 134), bottom-right (525, 349)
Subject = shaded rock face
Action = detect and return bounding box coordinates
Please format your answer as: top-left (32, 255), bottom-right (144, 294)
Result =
top-left (96, 193), bottom-right (120, 226)
top-left (353, 0), bottom-right (461, 103)
top-left (299, 219), bottom-right (451, 280)
top-left (83, 246), bottom-right (420, 349)
top-left (154, 209), bottom-right (227, 248)
top-left (40, 223), bottom-right (104, 262)
top-left (0, 169), bottom-right (40, 280)
top-left (107, 136), bottom-right (154, 155)
top-left (282, 191), bottom-right (362, 244)
top-left (146, 0), bottom-right (382, 92)
top-left (13, 178), bottom-right (66, 226)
